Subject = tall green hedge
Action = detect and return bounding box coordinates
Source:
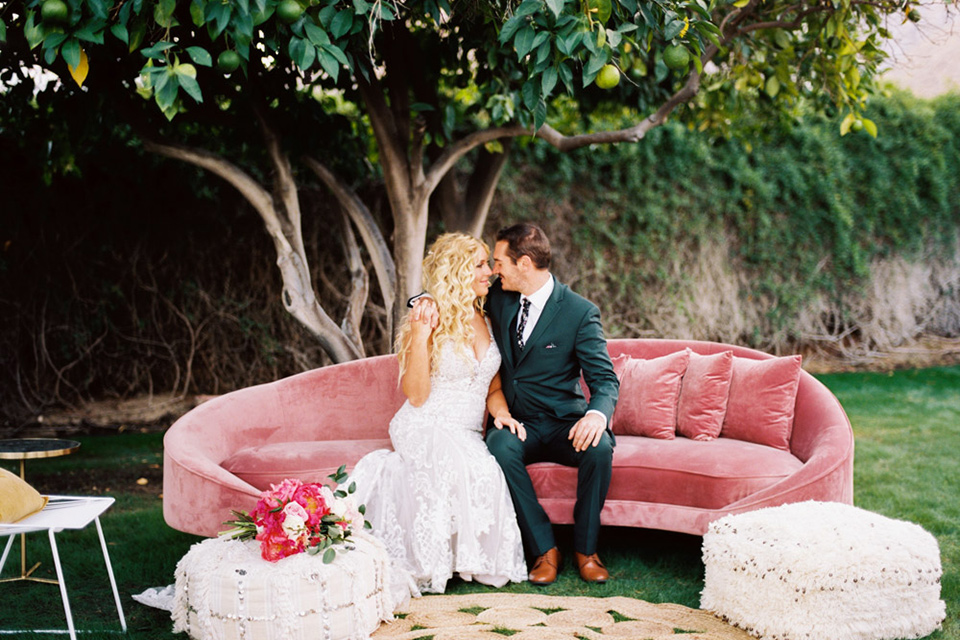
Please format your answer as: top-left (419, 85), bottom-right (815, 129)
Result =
top-left (498, 90), bottom-right (960, 345)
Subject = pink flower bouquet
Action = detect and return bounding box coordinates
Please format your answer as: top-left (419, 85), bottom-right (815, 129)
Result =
top-left (223, 465), bottom-right (368, 563)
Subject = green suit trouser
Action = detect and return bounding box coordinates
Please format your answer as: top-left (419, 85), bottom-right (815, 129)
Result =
top-left (486, 418), bottom-right (614, 559)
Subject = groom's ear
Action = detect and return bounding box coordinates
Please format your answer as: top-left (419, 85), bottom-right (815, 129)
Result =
top-left (516, 255), bottom-right (534, 271)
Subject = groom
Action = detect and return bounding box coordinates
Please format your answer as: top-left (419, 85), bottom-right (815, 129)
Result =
top-left (484, 223), bottom-right (619, 585)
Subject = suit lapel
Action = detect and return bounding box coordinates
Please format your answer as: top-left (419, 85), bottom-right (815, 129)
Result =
top-left (515, 279), bottom-right (564, 368)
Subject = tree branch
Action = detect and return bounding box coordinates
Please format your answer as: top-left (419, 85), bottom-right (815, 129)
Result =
top-left (302, 155), bottom-right (398, 335)
top-left (424, 124), bottom-right (528, 193)
top-left (338, 210), bottom-right (368, 356)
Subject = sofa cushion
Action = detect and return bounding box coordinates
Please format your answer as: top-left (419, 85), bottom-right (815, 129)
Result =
top-left (222, 439), bottom-right (393, 490)
top-left (676, 350), bottom-right (734, 441)
top-left (611, 350), bottom-right (690, 439)
top-left (528, 435), bottom-right (803, 510)
top-left (721, 355), bottom-right (802, 451)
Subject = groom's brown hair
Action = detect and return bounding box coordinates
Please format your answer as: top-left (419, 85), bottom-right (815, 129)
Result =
top-left (496, 223), bottom-right (552, 270)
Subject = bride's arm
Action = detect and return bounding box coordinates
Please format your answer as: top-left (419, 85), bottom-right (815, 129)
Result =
top-left (401, 315), bottom-right (433, 407)
top-left (486, 373), bottom-right (526, 441)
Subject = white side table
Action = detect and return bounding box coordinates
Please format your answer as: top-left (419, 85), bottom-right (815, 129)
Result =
top-left (0, 495), bottom-right (128, 640)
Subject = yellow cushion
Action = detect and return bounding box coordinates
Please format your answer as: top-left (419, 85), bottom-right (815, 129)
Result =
top-left (0, 467), bottom-right (48, 523)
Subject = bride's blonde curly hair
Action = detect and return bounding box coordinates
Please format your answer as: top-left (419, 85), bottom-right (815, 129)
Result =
top-left (397, 232), bottom-right (489, 377)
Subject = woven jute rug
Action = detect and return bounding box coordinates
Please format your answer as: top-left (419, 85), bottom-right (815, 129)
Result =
top-left (372, 593), bottom-right (754, 639)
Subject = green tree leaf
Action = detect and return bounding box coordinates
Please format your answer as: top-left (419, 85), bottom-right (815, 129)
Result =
top-left (185, 46), bottom-right (212, 66)
top-left (545, 0), bottom-right (564, 19)
top-left (330, 10), bottom-right (353, 39)
top-left (177, 74), bottom-right (203, 103)
top-left (305, 21), bottom-right (330, 46)
top-left (541, 66), bottom-right (558, 97)
top-left (514, 26), bottom-right (536, 60)
top-left (61, 38), bottom-right (82, 69)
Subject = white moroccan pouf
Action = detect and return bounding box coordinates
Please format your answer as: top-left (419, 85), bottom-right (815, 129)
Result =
top-left (701, 501), bottom-right (945, 640)
top-left (172, 531), bottom-right (395, 640)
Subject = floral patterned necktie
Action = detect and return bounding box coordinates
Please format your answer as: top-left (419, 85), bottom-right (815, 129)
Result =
top-left (516, 298), bottom-right (531, 351)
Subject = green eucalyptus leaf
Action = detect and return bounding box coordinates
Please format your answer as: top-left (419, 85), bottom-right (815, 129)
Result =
top-left (323, 548), bottom-right (336, 564)
top-left (545, 0), bottom-right (563, 19)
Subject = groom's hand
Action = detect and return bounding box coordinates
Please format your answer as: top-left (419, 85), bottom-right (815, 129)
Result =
top-left (568, 413), bottom-right (606, 452)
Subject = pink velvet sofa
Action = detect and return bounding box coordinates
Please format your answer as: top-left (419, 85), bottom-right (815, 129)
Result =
top-left (163, 339), bottom-right (854, 538)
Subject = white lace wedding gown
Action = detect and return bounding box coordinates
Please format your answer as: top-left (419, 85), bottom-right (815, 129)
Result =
top-left (349, 323), bottom-right (527, 596)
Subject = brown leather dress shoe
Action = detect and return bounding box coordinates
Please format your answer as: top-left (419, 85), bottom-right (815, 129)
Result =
top-left (574, 552), bottom-right (609, 583)
top-left (528, 547), bottom-right (561, 585)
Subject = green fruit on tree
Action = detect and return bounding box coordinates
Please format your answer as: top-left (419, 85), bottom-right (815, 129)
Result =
top-left (851, 119), bottom-right (864, 132)
top-left (40, 0), bottom-right (70, 24)
top-left (276, 0), bottom-right (304, 24)
top-left (662, 44), bottom-right (690, 71)
top-left (595, 64), bottom-right (620, 89)
top-left (217, 50), bottom-right (241, 73)
top-left (907, 8), bottom-right (921, 22)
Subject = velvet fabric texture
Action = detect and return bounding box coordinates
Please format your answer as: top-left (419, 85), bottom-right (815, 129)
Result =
top-left (610, 350), bottom-right (690, 439)
top-left (0, 467), bottom-right (47, 523)
top-left (722, 355), bottom-right (803, 452)
top-left (163, 340), bottom-right (853, 538)
top-left (676, 350), bottom-right (734, 441)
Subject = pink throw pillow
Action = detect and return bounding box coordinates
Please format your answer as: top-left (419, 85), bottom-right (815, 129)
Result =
top-left (611, 350), bottom-right (690, 439)
top-left (676, 350), bottom-right (734, 441)
top-left (721, 354), bottom-right (802, 451)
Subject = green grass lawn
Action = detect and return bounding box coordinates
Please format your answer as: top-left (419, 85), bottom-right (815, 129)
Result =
top-left (1, 365), bottom-right (957, 639)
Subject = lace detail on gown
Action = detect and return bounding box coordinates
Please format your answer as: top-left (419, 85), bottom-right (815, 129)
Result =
top-left (349, 321), bottom-right (527, 596)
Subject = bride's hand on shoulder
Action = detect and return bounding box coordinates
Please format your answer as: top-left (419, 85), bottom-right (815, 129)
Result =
top-left (409, 310), bottom-right (435, 344)
top-left (411, 297), bottom-right (439, 329)
top-left (493, 412), bottom-right (526, 442)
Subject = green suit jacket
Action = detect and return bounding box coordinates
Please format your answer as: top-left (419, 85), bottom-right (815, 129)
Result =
top-left (486, 277), bottom-right (619, 430)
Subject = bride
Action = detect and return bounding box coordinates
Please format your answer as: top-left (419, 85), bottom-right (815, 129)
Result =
top-left (350, 232), bottom-right (527, 596)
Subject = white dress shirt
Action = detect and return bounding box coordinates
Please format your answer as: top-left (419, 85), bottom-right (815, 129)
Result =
top-left (517, 275), bottom-right (555, 345)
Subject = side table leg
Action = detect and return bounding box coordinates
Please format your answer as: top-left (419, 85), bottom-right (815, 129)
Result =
top-left (48, 529), bottom-right (78, 640)
top-left (95, 517), bottom-right (128, 632)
